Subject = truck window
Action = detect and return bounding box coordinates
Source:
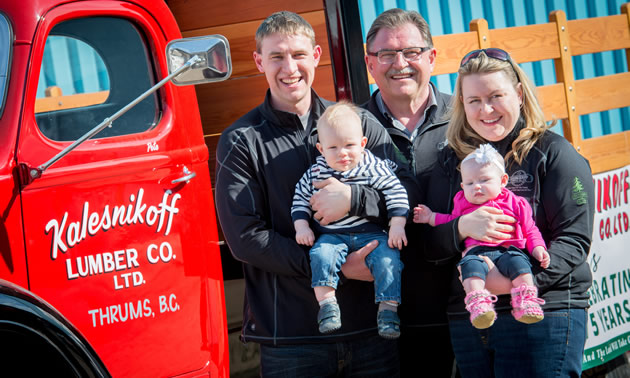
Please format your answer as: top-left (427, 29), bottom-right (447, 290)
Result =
top-left (35, 17), bottom-right (159, 141)
top-left (0, 13), bottom-right (10, 118)
top-left (35, 36), bottom-right (110, 112)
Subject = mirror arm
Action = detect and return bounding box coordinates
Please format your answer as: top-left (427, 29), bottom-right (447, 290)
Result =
top-left (29, 55), bottom-right (202, 180)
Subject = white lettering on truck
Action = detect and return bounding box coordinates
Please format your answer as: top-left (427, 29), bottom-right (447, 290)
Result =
top-left (45, 188), bottom-right (181, 260)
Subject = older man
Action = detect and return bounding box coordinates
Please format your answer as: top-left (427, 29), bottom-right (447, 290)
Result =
top-left (363, 8), bottom-right (456, 377)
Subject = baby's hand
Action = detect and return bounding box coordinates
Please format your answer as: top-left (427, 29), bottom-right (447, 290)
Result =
top-left (532, 246), bottom-right (550, 269)
top-left (413, 204), bottom-right (433, 224)
top-left (388, 224), bottom-right (407, 250)
top-left (295, 228), bottom-right (315, 246)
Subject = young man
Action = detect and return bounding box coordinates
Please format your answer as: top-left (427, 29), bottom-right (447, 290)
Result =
top-left (215, 11), bottom-right (412, 376)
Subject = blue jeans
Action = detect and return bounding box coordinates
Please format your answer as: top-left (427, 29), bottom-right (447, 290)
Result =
top-left (310, 231), bottom-right (403, 303)
top-left (260, 334), bottom-right (399, 377)
top-left (459, 246), bottom-right (532, 281)
top-left (449, 308), bottom-right (587, 377)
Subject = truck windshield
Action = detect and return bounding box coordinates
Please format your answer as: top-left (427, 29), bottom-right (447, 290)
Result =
top-left (0, 13), bottom-right (11, 118)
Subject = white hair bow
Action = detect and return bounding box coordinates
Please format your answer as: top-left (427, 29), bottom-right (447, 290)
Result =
top-left (462, 144), bottom-right (505, 172)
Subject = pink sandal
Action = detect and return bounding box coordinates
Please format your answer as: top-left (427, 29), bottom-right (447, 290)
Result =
top-left (465, 289), bottom-right (498, 329)
top-left (511, 284), bottom-right (545, 324)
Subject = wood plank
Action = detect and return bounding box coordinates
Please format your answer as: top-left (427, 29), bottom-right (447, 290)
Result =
top-left (568, 15), bottom-right (630, 56)
top-left (168, 0), bottom-right (323, 31)
top-left (550, 10), bottom-right (581, 145)
top-left (182, 10), bottom-right (331, 80)
top-left (580, 131), bottom-right (630, 174)
top-left (196, 65), bottom-right (337, 136)
top-left (489, 23), bottom-right (560, 63)
top-left (537, 83), bottom-right (568, 121)
top-left (574, 73), bottom-right (630, 115)
top-left (470, 18), bottom-right (490, 49)
top-left (35, 90), bottom-right (110, 113)
top-left (432, 32), bottom-right (479, 76)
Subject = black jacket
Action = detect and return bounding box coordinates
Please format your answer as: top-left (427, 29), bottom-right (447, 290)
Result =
top-left (423, 122), bottom-right (594, 316)
top-left (215, 90), bottom-right (415, 344)
top-left (363, 85), bottom-right (457, 327)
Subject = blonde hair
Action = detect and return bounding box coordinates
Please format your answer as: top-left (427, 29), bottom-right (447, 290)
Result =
top-left (255, 11), bottom-right (316, 52)
top-left (446, 51), bottom-right (552, 165)
top-left (317, 101), bottom-right (363, 135)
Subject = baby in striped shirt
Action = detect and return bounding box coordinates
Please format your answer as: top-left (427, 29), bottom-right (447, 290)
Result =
top-left (291, 101), bottom-right (409, 339)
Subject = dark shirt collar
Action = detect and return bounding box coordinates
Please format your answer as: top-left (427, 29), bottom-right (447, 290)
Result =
top-left (375, 84), bottom-right (438, 138)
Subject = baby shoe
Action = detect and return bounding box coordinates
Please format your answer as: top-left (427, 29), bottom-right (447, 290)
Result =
top-left (511, 284), bottom-right (545, 324)
top-left (317, 302), bottom-right (341, 333)
top-left (377, 309), bottom-right (401, 339)
top-left (465, 289), bottom-right (498, 329)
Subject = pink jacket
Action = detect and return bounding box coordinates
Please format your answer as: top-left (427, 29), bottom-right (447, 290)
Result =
top-left (434, 188), bottom-right (546, 254)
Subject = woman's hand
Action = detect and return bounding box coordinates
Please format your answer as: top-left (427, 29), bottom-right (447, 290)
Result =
top-left (340, 240), bottom-right (377, 282)
top-left (458, 206), bottom-right (516, 243)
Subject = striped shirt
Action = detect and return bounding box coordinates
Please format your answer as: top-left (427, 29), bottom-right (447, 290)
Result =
top-left (291, 149), bottom-right (409, 232)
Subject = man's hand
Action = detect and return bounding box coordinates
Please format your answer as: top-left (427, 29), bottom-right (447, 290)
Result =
top-left (311, 178), bottom-right (351, 225)
top-left (458, 206), bottom-right (516, 243)
top-left (341, 240), bottom-right (377, 282)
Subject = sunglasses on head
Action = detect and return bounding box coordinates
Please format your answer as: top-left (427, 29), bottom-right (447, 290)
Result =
top-left (460, 48), bottom-right (520, 82)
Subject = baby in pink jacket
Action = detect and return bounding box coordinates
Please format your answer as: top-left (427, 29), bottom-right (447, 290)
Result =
top-left (414, 144), bottom-right (550, 329)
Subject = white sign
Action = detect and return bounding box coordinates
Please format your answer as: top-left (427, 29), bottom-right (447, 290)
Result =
top-left (583, 165), bottom-right (630, 370)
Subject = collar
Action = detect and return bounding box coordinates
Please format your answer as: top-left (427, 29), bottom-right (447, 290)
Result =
top-left (375, 83), bottom-right (438, 138)
top-left (261, 88), bottom-right (324, 132)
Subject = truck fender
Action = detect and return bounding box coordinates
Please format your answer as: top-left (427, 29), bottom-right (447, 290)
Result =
top-left (0, 279), bottom-right (110, 377)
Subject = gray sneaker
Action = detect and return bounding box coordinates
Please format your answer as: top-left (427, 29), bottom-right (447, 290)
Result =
top-left (377, 310), bottom-right (400, 339)
top-left (317, 302), bottom-right (341, 333)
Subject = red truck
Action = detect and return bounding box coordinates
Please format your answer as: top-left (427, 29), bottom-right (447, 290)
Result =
top-left (0, 0), bottom-right (231, 376)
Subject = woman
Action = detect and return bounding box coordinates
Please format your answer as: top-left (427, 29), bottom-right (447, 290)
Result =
top-left (423, 48), bottom-right (594, 377)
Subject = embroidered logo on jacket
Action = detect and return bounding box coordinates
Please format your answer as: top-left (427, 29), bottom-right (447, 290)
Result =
top-left (508, 170), bottom-right (534, 195)
top-left (572, 177), bottom-right (588, 205)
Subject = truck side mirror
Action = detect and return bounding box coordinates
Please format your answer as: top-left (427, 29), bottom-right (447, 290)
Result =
top-left (167, 35), bottom-right (232, 85)
top-left (23, 34), bottom-right (233, 183)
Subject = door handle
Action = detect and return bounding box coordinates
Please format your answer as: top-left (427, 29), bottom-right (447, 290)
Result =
top-left (172, 166), bottom-right (196, 184)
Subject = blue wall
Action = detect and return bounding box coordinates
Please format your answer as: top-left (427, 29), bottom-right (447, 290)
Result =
top-left (358, 0), bottom-right (630, 139)
top-left (37, 36), bottom-right (109, 99)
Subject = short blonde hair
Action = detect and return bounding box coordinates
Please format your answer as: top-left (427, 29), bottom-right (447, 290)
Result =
top-left (255, 11), bottom-right (316, 52)
top-left (446, 51), bottom-right (553, 165)
top-left (317, 101), bottom-right (363, 135)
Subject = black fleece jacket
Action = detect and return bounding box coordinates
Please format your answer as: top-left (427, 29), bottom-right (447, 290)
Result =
top-left (363, 85), bottom-right (457, 327)
top-left (423, 122), bottom-right (595, 316)
top-left (215, 90), bottom-right (416, 344)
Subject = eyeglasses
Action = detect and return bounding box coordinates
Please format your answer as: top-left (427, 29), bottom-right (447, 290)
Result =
top-left (366, 46), bottom-right (431, 65)
top-left (459, 48), bottom-right (520, 82)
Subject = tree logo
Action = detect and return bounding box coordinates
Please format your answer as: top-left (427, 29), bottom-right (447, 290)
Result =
top-left (572, 177), bottom-right (588, 205)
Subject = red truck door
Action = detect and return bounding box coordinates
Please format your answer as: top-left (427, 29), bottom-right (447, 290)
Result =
top-left (15, 2), bottom-right (226, 377)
